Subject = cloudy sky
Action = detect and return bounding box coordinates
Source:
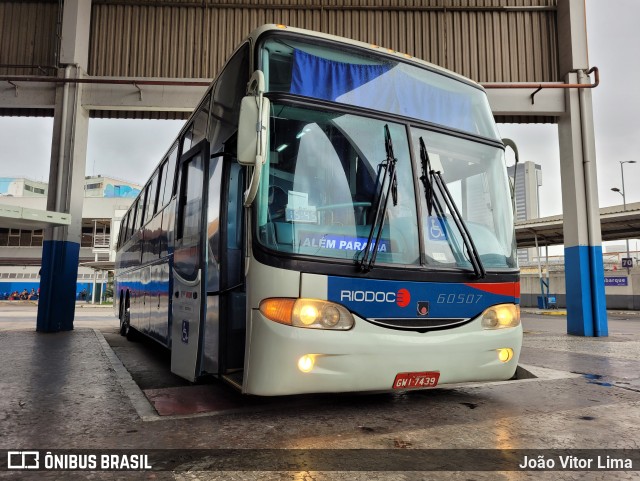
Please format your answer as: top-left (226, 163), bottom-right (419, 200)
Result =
top-left (0, 0), bottom-right (638, 250)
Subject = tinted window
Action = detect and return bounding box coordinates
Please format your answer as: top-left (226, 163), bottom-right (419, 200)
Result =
top-left (161, 144), bottom-right (179, 206)
top-left (157, 162), bottom-right (166, 208)
top-left (209, 43), bottom-right (250, 153)
top-left (118, 212), bottom-right (129, 247)
top-left (129, 201), bottom-right (138, 237)
top-left (184, 94), bottom-right (211, 152)
top-left (261, 37), bottom-right (500, 140)
top-left (206, 158), bottom-right (223, 291)
top-left (144, 172), bottom-right (159, 224)
top-left (133, 194), bottom-right (145, 232)
top-left (174, 155), bottom-right (204, 281)
top-left (177, 155), bottom-right (204, 241)
top-left (125, 210), bottom-right (136, 242)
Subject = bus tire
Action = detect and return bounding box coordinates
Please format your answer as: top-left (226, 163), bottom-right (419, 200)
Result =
top-left (125, 322), bottom-right (138, 341)
top-left (118, 292), bottom-right (125, 335)
top-left (120, 297), bottom-right (131, 337)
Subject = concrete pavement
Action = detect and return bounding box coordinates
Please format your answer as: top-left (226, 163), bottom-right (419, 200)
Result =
top-left (0, 304), bottom-right (639, 480)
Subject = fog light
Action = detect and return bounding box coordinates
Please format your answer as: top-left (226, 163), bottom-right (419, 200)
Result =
top-left (497, 348), bottom-right (513, 363)
top-left (298, 354), bottom-right (315, 373)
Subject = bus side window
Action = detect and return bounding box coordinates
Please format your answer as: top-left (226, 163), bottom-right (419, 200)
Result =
top-left (129, 199), bottom-right (139, 236)
top-left (209, 43), bottom-right (250, 153)
top-left (135, 190), bottom-right (146, 232)
top-left (184, 94), bottom-right (211, 152)
top-left (141, 183), bottom-right (152, 226)
top-left (161, 144), bottom-right (179, 206)
top-left (156, 162), bottom-right (165, 209)
top-left (144, 171), bottom-right (159, 224)
top-left (123, 211), bottom-right (131, 244)
top-left (126, 208), bottom-right (134, 240)
top-left (176, 156), bottom-right (204, 241)
top-left (118, 211), bottom-right (129, 248)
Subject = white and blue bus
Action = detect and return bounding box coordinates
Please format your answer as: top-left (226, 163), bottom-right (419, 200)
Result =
top-left (114, 25), bottom-right (521, 396)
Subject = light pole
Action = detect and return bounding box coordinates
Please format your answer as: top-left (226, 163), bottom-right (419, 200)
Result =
top-left (611, 160), bottom-right (636, 272)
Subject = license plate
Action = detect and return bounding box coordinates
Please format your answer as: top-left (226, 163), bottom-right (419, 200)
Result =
top-left (392, 371), bottom-right (440, 389)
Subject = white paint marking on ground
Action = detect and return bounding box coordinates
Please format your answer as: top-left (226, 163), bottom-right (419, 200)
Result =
top-left (440, 363), bottom-right (581, 390)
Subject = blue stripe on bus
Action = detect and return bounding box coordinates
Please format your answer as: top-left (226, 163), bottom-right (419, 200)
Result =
top-left (327, 276), bottom-right (517, 320)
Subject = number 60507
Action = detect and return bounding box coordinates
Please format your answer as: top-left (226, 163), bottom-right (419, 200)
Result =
top-left (436, 293), bottom-right (483, 304)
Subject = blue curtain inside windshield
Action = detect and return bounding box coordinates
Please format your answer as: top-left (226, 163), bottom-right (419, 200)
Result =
top-left (290, 49), bottom-right (473, 132)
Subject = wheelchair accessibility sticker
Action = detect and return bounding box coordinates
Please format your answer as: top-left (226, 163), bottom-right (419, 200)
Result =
top-left (181, 320), bottom-right (189, 344)
top-left (427, 216), bottom-right (448, 241)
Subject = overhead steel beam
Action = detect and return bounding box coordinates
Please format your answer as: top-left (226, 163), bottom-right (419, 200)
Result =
top-left (0, 81), bottom-right (56, 109)
top-left (485, 88), bottom-right (565, 117)
top-left (82, 80), bottom-right (208, 111)
top-left (0, 77), bottom-right (209, 112)
top-left (3, 76), bottom-right (568, 116)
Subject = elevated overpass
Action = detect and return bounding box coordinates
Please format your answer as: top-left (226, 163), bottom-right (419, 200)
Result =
top-left (516, 202), bottom-right (640, 248)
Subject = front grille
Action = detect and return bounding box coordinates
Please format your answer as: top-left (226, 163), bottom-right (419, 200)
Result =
top-left (366, 317), bottom-right (471, 332)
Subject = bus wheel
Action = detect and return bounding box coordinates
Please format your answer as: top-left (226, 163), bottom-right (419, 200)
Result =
top-left (123, 307), bottom-right (138, 341)
top-left (120, 302), bottom-right (130, 337)
top-left (118, 293), bottom-right (125, 335)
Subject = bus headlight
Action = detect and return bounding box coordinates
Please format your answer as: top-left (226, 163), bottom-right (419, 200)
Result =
top-left (481, 304), bottom-right (520, 329)
top-left (259, 298), bottom-right (354, 330)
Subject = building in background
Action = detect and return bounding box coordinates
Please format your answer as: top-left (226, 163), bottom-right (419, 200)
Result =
top-left (0, 176), bottom-right (140, 301)
top-left (507, 161), bottom-right (543, 264)
top-left (0, 177), bottom-right (48, 197)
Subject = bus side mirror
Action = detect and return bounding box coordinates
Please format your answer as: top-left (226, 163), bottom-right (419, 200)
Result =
top-left (502, 138), bottom-right (519, 166)
top-left (502, 138), bottom-right (519, 212)
top-left (238, 96), bottom-right (270, 167)
top-left (237, 70), bottom-right (270, 206)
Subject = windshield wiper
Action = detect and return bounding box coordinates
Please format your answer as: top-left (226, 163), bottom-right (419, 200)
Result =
top-left (418, 136), bottom-right (486, 279)
top-left (358, 124), bottom-right (398, 272)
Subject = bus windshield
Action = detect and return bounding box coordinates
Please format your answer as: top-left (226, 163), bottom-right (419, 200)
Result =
top-left (256, 103), bottom-right (517, 271)
top-left (256, 104), bottom-right (420, 266)
top-left (412, 127), bottom-right (517, 270)
top-left (260, 36), bottom-right (499, 140)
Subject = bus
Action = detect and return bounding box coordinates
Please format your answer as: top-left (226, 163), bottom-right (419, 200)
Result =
top-left (114, 24), bottom-right (521, 396)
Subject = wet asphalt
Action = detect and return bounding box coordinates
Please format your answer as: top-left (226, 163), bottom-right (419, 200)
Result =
top-left (0, 304), bottom-right (639, 480)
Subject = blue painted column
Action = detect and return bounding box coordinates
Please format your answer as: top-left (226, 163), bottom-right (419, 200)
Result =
top-left (557, 0), bottom-right (608, 336)
top-left (38, 241), bottom-right (81, 332)
top-left (36, 0), bottom-right (91, 332)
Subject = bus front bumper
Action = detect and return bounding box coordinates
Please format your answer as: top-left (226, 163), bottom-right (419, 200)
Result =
top-left (243, 310), bottom-right (523, 396)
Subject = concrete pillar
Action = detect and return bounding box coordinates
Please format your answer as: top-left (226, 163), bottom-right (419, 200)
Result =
top-left (556, 0), bottom-right (608, 336)
top-left (37, 0), bottom-right (92, 332)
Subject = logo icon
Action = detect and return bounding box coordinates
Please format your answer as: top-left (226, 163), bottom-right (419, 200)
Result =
top-left (7, 451), bottom-right (39, 470)
top-left (181, 320), bottom-right (189, 344)
top-left (427, 216), bottom-right (448, 241)
top-left (417, 301), bottom-right (430, 316)
top-left (396, 288), bottom-right (411, 307)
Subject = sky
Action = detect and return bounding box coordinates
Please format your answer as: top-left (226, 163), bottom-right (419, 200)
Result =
top-left (0, 0), bottom-right (638, 251)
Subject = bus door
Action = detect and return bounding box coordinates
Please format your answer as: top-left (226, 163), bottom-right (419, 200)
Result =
top-left (170, 141), bottom-right (208, 381)
top-left (201, 156), bottom-right (246, 386)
